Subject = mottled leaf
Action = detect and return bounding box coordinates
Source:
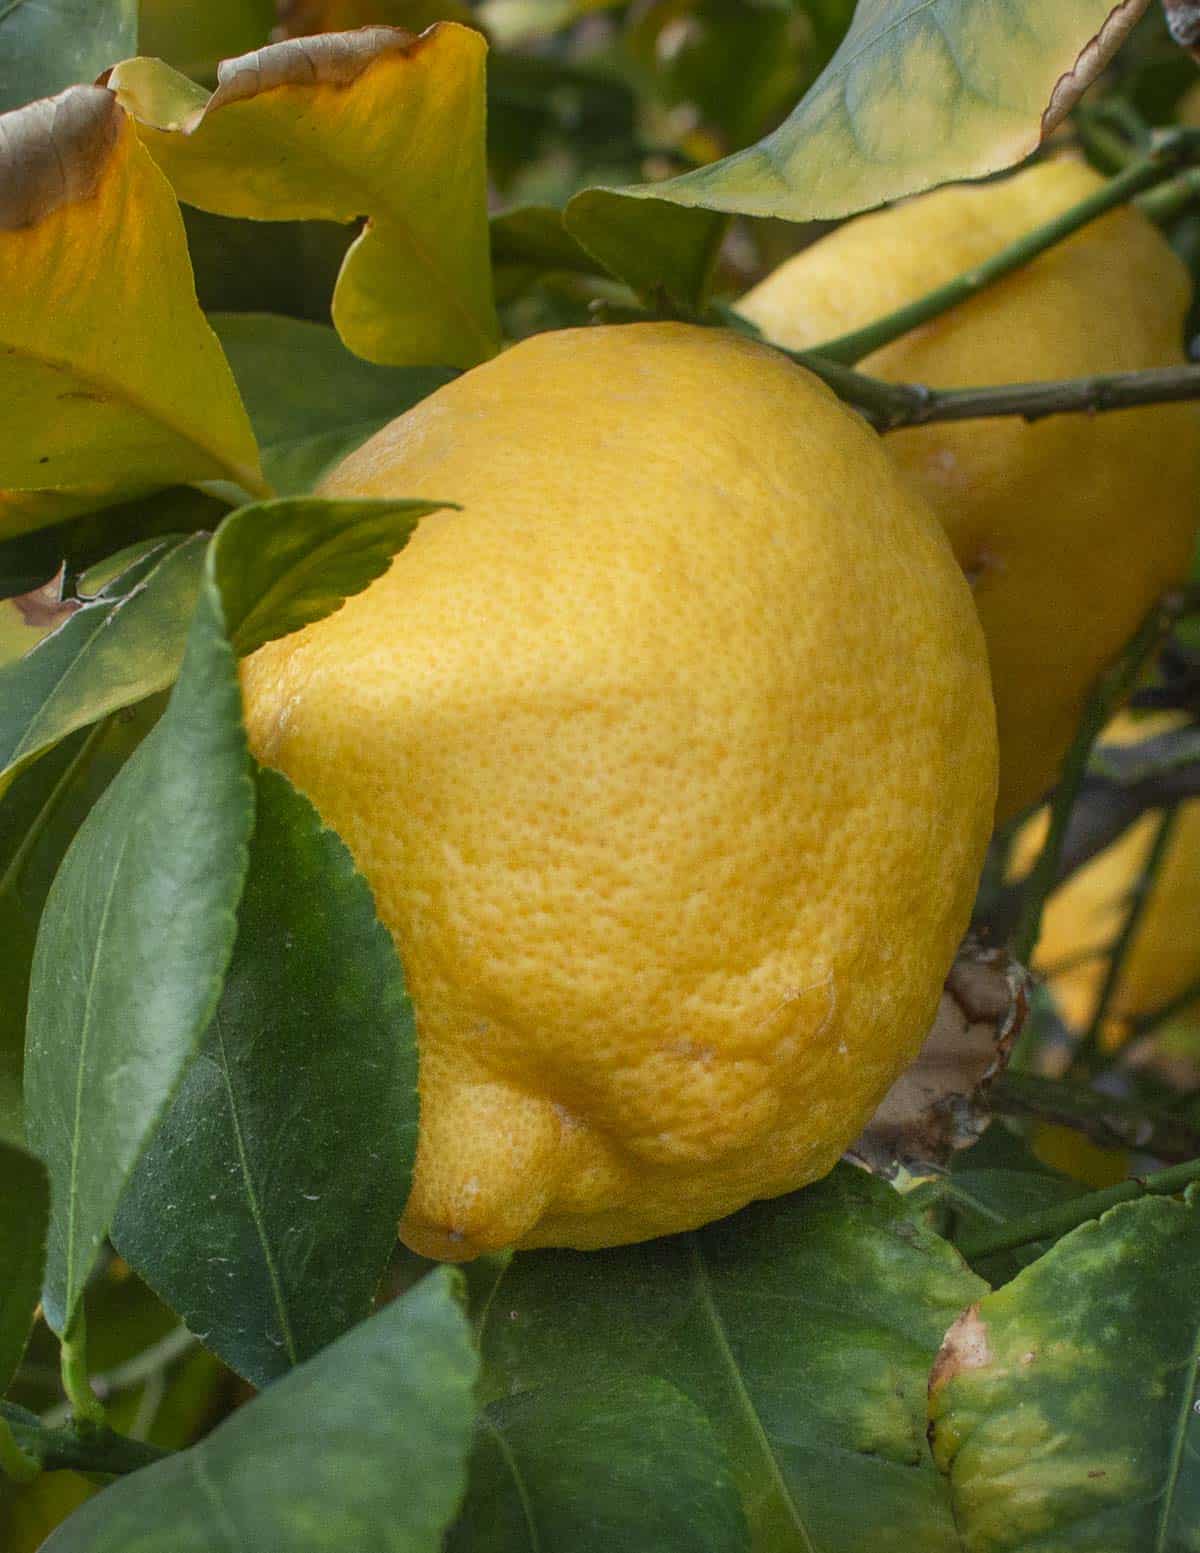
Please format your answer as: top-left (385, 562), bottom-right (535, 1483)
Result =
top-left (481, 1167), bottom-right (986, 1552)
top-left (42, 1268), bottom-right (478, 1553)
top-left (0, 535), bottom-right (205, 786)
top-left (108, 26), bottom-right (500, 368)
top-left (114, 764), bottom-right (419, 1388)
top-left (0, 87), bottom-right (264, 529)
top-left (23, 536), bottom-right (254, 1335)
top-left (929, 1190), bottom-right (1200, 1551)
top-left (567, 0), bottom-right (1150, 256)
top-left (0, 1141), bottom-right (48, 1391)
top-left (212, 314), bottom-right (454, 494)
top-left (0, 0), bottom-right (136, 114)
top-left (450, 1379), bottom-right (749, 1553)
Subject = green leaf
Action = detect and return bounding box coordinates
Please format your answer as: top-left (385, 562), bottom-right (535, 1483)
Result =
top-left (481, 1166), bottom-right (986, 1552)
top-left (209, 496), bottom-right (446, 660)
top-left (211, 314), bottom-right (455, 495)
top-left (41, 1267), bottom-right (478, 1553)
top-left (0, 1141), bottom-right (48, 1392)
top-left (0, 535), bottom-right (205, 787)
top-left (449, 1378), bottom-right (750, 1553)
top-left (113, 763), bottom-right (419, 1388)
top-left (23, 540), bottom-right (254, 1335)
top-left (0, 0), bottom-right (136, 113)
top-left (567, 0), bottom-right (1150, 237)
top-left (564, 194), bottom-right (726, 314)
top-left (929, 1189), bottom-right (1200, 1551)
top-left (0, 87), bottom-right (265, 530)
top-left (0, 704), bottom-right (163, 1148)
top-left (109, 25), bottom-right (500, 369)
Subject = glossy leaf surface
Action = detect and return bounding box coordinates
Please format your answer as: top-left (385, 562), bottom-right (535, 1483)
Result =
top-left (114, 764), bottom-right (419, 1387)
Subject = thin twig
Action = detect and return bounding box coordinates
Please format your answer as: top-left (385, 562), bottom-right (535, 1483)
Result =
top-left (796, 139), bottom-right (1196, 368)
top-left (1010, 603), bottom-right (1174, 968)
top-left (957, 1154), bottom-right (1200, 1259)
top-left (1072, 804), bottom-right (1182, 1078)
top-left (798, 360), bottom-right (1200, 435)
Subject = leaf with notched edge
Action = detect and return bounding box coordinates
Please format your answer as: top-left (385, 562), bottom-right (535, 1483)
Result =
top-left (0, 88), bottom-right (264, 531)
top-left (566, 0), bottom-right (1149, 303)
top-left (107, 26), bottom-right (499, 370)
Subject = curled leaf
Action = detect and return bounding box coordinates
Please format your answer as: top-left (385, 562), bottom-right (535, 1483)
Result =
top-left (0, 86), bottom-right (264, 527)
top-left (850, 940), bottom-right (1029, 1177)
top-left (108, 25), bottom-right (499, 369)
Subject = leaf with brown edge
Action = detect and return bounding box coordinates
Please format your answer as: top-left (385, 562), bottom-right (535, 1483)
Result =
top-left (107, 26), bottom-right (499, 370)
top-left (0, 87), bottom-right (266, 530)
top-left (566, 0), bottom-right (1150, 254)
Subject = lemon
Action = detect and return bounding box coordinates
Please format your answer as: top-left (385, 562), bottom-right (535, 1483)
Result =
top-left (740, 159), bottom-right (1200, 822)
top-left (240, 322), bottom-right (996, 1260)
top-left (1023, 713), bottom-right (1200, 1033)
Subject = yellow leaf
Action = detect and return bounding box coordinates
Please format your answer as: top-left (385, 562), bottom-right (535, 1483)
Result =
top-left (108, 26), bottom-right (499, 370)
top-left (0, 87), bottom-right (266, 535)
top-left (569, 0), bottom-right (1149, 228)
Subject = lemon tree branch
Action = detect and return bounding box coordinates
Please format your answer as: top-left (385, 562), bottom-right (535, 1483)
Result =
top-left (800, 136), bottom-right (1199, 368)
top-left (0, 1402), bottom-right (169, 1479)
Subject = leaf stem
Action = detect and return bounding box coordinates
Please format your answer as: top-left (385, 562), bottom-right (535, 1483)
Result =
top-left (59, 1317), bottom-right (105, 1429)
top-left (0, 1401), bottom-right (168, 1478)
top-left (801, 142), bottom-right (1191, 368)
top-left (957, 1156), bottom-right (1200, 1260)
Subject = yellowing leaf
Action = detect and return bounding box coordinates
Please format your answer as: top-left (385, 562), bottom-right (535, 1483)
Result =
top-left (0, 87), bottom-right (266, 534)
top-left (108, 26), bottom-right (499, 370)
top-left (569, 0), bottom-right (1149, 235)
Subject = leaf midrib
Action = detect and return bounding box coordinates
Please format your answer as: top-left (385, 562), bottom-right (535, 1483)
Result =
top-left (687, 1235), bottom-right (817, 1553)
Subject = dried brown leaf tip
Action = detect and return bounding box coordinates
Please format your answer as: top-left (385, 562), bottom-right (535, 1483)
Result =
top-left (848, 938), bottom-right (1029, 1178)
top-left (928, 1303), bottom-right (994, 1399)
top-left (11, 570), bottom-right (78, 633)
top-left (211, 27), bottom-right (424, 112)
top-left (1163, 0), bottom-right (1200, 56)
top-left (0, 86), bottom-right (123, 231)
top-left (1042, 0), bottom-right (1150, 137)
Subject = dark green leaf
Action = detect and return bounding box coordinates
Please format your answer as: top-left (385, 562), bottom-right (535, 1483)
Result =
top-left (449, 1377), bottom-right (749, 1553)
top-left (42, 1267), bottom-right (478, 1553)
top-left (0, 535), bottom-right (205, 786)
top-left (490, 206), bottom-right (600, 279)
top-left (212, 497), bottom-right (448, 660)
top-left (0, 1140), bottom-right (48, 1391)
top-left (929, 1189), bottom-right (1200, 1551)
top-left (0, 0), bottom-right (136, 113)
top-left (481, 1166), bottom-right (986, 1552)
top-left (0, 487), bottom-right (226, 601)
top-left (0, 703), bottom-right (162, 1147)
top-left (114, 764), bottom-right (419, 1388)
top-left (23, 542), bottom-right (254, 1335)
top-left (564, 193), bottom-right (726, 314)
top-left (211, 314), bottom-right (454, 495)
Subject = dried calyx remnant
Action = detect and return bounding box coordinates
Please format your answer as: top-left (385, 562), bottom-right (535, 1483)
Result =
top-left (1163, 0), bottom-right (1200, 54)
top-left (849, 940), bottom-right (1029, 1177)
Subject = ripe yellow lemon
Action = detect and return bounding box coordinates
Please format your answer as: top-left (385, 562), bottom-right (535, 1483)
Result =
top-left (1023, 713), bottom-right (1200, 1033)
top-left (740, 159), bottom-right (1200, 823)
top-left (240, 323), bottom-right (996, 1260)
